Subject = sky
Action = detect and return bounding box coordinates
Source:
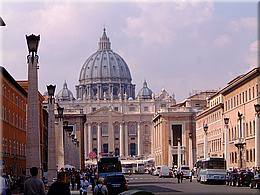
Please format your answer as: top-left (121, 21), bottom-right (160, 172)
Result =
top-left (0, 0), bottom-right (258, 102)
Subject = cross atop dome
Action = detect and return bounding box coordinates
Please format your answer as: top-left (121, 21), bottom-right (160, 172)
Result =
top-left (99, 28), bottom-right (111, 50)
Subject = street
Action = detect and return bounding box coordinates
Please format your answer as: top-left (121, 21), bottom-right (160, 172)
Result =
top-left (125, 174), bottom-right (260, 195)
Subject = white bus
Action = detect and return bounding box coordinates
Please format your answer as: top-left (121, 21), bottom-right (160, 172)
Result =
top-left (198, 157), bottom-right (226, 184)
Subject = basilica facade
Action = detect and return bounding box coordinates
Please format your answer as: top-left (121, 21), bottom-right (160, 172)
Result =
top-left (56, 29), bottom-right (176, 168)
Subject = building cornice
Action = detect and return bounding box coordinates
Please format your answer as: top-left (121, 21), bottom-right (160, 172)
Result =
top-left (195, 103), bottom-right (224, 120)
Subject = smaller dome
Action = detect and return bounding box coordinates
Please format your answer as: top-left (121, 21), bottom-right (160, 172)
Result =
top-left (56, 81), bottom-right (75, 101)
top-left (137, 80), bottom-right (153, 99)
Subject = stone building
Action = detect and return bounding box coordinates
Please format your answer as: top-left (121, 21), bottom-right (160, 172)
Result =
top-left (152, 91), bottom-right (216, 168)
top-left (196, 67), bottom-right (260, 169)
top-left (56, 29), bottom-right (176, 168)
top-left (1, 66), bottom-right (27, 175)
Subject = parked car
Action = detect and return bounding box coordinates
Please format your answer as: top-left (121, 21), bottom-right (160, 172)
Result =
top-left (226, 172), bottom-right (239, 186)
top-left (105, 174), bottom-right (128, 195)
top-left (249, 173), bottom-right (260, 189)
top-left (236, 171), bottom-right (254, 187)
top-left (179, 166), bottom-right (191, 179)
top-left (159, 165), bottom-right (173, 178)
top-left (152, 166), bottom-right (161, 176)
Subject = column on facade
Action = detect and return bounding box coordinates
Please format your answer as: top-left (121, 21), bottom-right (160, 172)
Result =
top-left (188, 134), bottom-right (193, 169)
top-left (56, 118), bottom-right (64, 170)
top-left (125, 123), bottom-right (128, 156)
top-left (84, 123), bottom-right (87, 159)
top-left (255, 112), bottom-right (260, 167)
top-left (97, 123), bottom-right (101, 156)
top-left (204, 131), bottom-right (208, 159)
top-left (177, 139), bottom-right (181, 168)
top-left (225, 124), bottom-right (229, 169)
top-left (88, 123), bottom-right (92, 154)
top-left (120, 122), bottom-right (124, 156)
top-left (137, 122), bottom-right (141, 156)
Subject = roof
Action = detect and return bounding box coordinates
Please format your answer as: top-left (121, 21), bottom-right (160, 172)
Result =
top-left (0, 66), bottom-right (27, 97)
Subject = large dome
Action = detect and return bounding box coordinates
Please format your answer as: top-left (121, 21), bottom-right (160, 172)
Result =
top-left (76, 29), bottom-right (135, 100)
top-left (79, 28), bottom-right (132, 84)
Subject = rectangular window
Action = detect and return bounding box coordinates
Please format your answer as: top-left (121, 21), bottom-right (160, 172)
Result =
top-left (172, 124), bottom-right (182, 146)
top-left (256, 84), bottom-right (259, 97)
top-left (253, 87), bottom-right (255, 98)
top-left (245, 90), bottom-right (247, 102)
top-left (249, 88), bottom-right (251, 100)
top-left (144, 106), bottom-right (149, 112)
top-left (92, 107), bottom-right (96, 112)
top-left (101, 125), bottom-right (108, 136)
top-left (114, 107), bottom-right (118, 111)
top-left (242, 92), bottom-right (244, 103)
top-left (129, 106), bottom-right (136, 112)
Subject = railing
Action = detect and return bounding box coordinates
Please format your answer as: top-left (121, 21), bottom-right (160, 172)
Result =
top-left (171, 146), bottom-right (186, 154)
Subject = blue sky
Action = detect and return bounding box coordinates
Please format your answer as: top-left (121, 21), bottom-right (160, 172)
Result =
top-left (0, 1), bottom-right (258, 102)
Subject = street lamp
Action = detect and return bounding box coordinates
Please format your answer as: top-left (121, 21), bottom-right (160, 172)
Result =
top-left (47, 84), bottom-right (57, 185)
top-left (26, 34), bottom-right (40, 63)
top-left (254, 104), bottom-right (260, 167)
top-left (188, 133), bottom-right (193, 169)
top-left (204, 124), bottom-right (208, 159)
top-left (56, 103), bottom-right (65, 170)
top-left (235, 112), bottom-right (245, 169)
top-left (224, 117), bottom-right (229, 169)
top-left (25, 33), bottom-right (41, 176)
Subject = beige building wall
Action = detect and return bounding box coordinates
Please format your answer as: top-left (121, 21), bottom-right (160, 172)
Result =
top-left (195, 68), bottom-right (260, 169)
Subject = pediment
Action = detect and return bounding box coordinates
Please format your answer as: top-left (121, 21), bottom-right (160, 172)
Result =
top-left (88, 106), bottom-right (122, 116)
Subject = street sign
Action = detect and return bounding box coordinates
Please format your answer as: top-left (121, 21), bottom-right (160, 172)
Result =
top-left (88, 151), bottom-right (97, 159)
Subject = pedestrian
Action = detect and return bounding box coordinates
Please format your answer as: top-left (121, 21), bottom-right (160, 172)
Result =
top-left (177, 171), bottom-right (180, 183)
top-left (189, 170), bottom-right (192, 182)
top-left (47, 172), bottom-right (71, 195)
top-left (71, 173), bottom-right (75, 190)
top-left (93, 178), bottom-right (108, 195)
top-left (80, 176), bottom-right (89, 195)
top-left (180, 171), bottom-right (183, 183)
top-left (24, 167), bottom-right (45, 195)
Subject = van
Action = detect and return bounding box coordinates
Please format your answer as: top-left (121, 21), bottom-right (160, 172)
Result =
top-left (180, 165), bottom-right (191, 179)
top-left (159, 165), bottom-right (172, 178)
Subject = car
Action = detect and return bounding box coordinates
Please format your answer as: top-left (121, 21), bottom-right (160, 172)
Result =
top-left (179, 166), bottom-right (191, 179)
top-left (152, 166), bottom-right (161, 176)
top-left (105, 174), bottom-right (128, 195)
top-left (227, 172), bottom-right (239, 186)
top-left (249, 173), bottom-right (260, 189)
top-left (159, 165), bottom-right (172, 178)
top-left (235, 171), bottom-right (254, 187)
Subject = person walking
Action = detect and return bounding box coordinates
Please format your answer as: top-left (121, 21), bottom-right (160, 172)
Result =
top-left (47, 172), bottom-right (71, 195)
top-left (80, 176), bottom-right (89, 195)
top-left (24, 167), bottom-right (45, 195)
top-left (93, 178), bottom-right (108, 195)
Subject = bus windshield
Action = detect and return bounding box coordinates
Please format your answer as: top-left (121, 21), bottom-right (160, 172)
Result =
top-left (202, 158), bottom-right (226, 169)
top-left (97, 157), bottom-right (122, 175)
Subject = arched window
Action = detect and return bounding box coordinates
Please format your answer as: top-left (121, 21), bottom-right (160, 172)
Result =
top-left (92, 126), bottom-right (97, 138)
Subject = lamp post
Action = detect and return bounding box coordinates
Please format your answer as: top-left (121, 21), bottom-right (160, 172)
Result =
top-left (255, 104), bottom-right (260, 167)
top-left (177, 137), bottom-right (181, 168)
top-left (203, 124), bottom-right (208, 159)
top-left (188, 133), bottom-right (193, 169)
top-left (47, 84), bottom-right (57, 185)
top-left (25, 34), bottom-right (41, 176)
top-left (56, 104), bottom-right (64, 170)
top-left (224, 118), bottom-right (229, 169)
top-left (235, 112), bottom-right (245, 169)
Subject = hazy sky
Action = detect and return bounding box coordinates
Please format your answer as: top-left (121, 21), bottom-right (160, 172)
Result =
top-left (0, 0), bottom-right (258, 102)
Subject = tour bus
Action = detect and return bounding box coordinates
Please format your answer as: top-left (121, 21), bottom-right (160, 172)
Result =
top-left (122, 162), bottom-right (133, 174)
top-left (132, 162), bottom-right (145, 174)
top-left (198, 157), bottom-right (226, 184)
top-left (97, 156), bottom-right (122, 178)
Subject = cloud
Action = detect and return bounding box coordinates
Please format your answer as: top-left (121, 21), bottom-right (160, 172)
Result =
top-left (245, 40), bottom-right (258, 69)
top-left (124, 1), bottom-right (214, 45)
top-left (213, 34), bottom-right (230, 47)
top-left (229, 17), bottom-right (257, 32)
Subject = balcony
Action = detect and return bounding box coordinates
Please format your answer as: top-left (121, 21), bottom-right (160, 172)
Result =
top-left (171, 145), bottom-right (186, 154)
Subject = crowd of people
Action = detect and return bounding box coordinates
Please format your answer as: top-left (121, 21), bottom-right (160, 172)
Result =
top-left (1, 165), bottom-right (109, 195)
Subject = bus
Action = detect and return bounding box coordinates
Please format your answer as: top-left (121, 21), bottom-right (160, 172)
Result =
top-left (97, 156), bottom-right (122, 178)
top-left (132, 162), bottom-right (145, 174)
top-left (122, 162), bottom-right (133, 174)
top-left (198, 157), bottom-right (226, 184)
